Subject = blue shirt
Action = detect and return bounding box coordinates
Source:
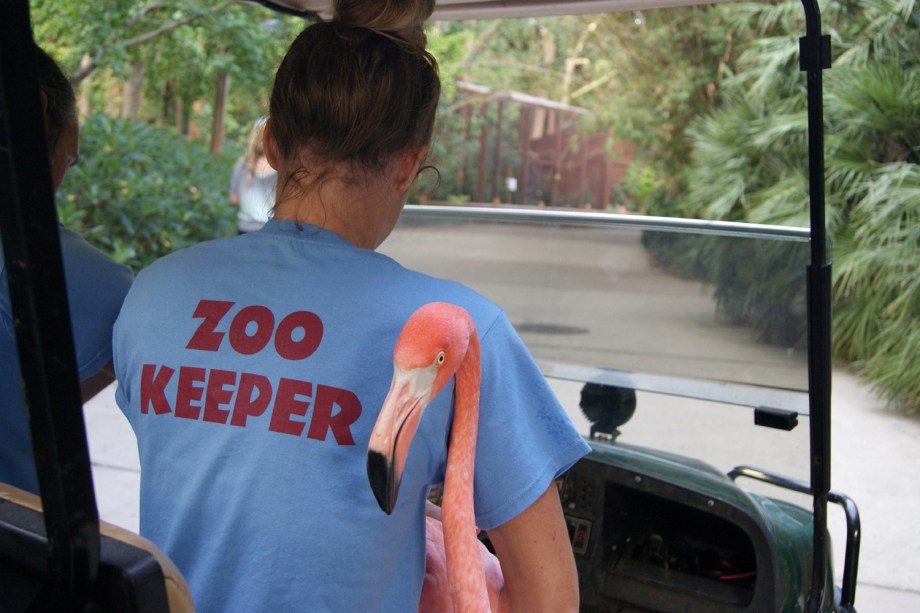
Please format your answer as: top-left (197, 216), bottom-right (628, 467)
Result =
top-left (114, 220), bottom-right (589, 612)
top-left (0, 224), bottom-right (134, 493)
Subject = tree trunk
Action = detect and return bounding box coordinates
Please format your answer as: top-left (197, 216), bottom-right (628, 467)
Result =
top-left (104, 81), bottom-right (121, 117)
top-left (77, 53), bottom-right (92, 119)
top-left (175, 96), bottom-right (185, 134)
top-left (210, 70), bottom-right (230, 154)
top-left (560, 21), bottom-right (596, 105)
top-left (161, 82), bottom-right (174, 127)
top-left (120, 62), bottom-right (145, 120)
top-left (187, 100), bottom-right (206, 141)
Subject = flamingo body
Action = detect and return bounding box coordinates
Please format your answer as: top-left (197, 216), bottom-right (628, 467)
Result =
top-left (420, 516), bottom-right (508, 613)
top-left (367, 303), bottom-right (508, 612)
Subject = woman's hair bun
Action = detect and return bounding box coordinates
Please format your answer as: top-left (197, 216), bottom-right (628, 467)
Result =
top-left (333, 0), bottom-right (435, 47)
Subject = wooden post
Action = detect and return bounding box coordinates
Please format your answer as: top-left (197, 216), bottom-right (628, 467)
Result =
top-left (491, 100), bottom-right (504, 202)
top-left (578, 134), bottom-right (589, 208)
top-left (600, 141), bottom-right (612, 210)
top-left (476, 102), bottom-right (489, 204)
top-left (550, 110), bottom-right (562, 207)
top-left (519, 106), bottom-right (532, 205)
top-left (458, 104), bottom-right (472, 196)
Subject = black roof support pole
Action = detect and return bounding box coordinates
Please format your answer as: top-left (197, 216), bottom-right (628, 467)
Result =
top-left (798, 1), bottom-right (833, 610)
top-left (0, 0), bottom-right (101, 607)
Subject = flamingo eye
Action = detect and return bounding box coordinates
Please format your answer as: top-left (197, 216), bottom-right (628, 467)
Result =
top-left (435, 352), bottom-right (445, 366)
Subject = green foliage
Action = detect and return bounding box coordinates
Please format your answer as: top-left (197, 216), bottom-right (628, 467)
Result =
top-left (425, 8), bottom-right (734, 206)
top-left (672, 0), bottom-right (920, 410)
top-left (641, 231), bottom-right (808, 348)
top-left (592, 7), bottom-right (736, 175)
top-left (57, 115), bottom-right (236, 271)
top-left (412, 25), bottom-right (485, 203)
top-left (832, 161), bottom-right (920, 407)
top-left (421, 9), bottom-right (736, 206)
top-left (31, 0), bottom-right (300, 144)
top-left (141, 5), bottom-right (301, 138)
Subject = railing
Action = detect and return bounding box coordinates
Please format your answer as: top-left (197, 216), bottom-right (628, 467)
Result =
top-left (401, 204), bottom-right (812, 241)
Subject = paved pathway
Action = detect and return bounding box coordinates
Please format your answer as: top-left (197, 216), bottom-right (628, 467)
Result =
top-left (86, 366), bottom-right (920, 612)
top-left (85, 220), bottom-right (920, 611)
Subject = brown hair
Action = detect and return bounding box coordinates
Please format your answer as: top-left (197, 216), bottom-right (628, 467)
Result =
top-left (268, 0), bottom-right (439, 189)
top-left (33, 43), bottom-right (77, 153)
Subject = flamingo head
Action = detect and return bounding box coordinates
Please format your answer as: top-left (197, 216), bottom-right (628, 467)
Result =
top-left (367, 303), bottom-right (473, 515)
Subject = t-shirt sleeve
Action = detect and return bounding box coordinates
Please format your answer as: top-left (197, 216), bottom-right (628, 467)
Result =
top-left (59, 227), bottom-right (134, 380)
top-left (471, 311), bottom-right (590, 531)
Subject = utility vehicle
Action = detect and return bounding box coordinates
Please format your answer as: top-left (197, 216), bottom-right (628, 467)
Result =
top-left (0, 0), bottom-right (859, 610)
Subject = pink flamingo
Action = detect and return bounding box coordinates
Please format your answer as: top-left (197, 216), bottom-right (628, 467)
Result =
top-left (367, 302), bottom-right (508, 612)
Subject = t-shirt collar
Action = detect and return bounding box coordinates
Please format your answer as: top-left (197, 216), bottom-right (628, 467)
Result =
top-left (258, 219), bottom-right (355, 248)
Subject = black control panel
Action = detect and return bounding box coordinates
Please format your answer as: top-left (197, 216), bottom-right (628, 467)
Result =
top-left (560, 449), bottom-right (778, 613)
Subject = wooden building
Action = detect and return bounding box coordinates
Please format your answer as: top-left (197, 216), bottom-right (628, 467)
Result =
top-left (451, 82), bottom-right (633, 209)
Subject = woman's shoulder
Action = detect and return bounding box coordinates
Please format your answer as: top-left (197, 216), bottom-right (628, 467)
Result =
top-left (57, 225), bottom-right (134, 292)
top-left (133, 235), bottom-right (239, 283)
top-left (384, 262), bottom-right (505, 331)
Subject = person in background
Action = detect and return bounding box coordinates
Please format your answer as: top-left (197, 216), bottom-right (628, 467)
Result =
top-left (0, 44), bottom-right (134, 494)
top-left (228, 117), bottom-right (277, 233)
top-left (113, 1), bottom-right (588, 610)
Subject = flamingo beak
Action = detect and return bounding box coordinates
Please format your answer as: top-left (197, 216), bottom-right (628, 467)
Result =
top-left (367, 367), bottom-right (433, 515)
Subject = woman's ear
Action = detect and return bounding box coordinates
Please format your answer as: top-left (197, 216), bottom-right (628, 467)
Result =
top-left (263, 120), bottom-right (280, 170)
top-left (395, 146), bottom-right (429, 193)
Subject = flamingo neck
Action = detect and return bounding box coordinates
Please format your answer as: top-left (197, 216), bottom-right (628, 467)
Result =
top-left (441, 331), bottom-right (490, 609)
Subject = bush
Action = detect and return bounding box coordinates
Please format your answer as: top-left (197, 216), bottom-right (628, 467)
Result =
top-left (641, 232), bottom-right (808, 349)
top-left (663, 2), bottom-right (920, 411)
top-left (57, 114), bottom-right (237, 272)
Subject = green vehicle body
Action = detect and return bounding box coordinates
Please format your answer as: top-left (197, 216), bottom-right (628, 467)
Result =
top-left (568, 440), bottom-right (835, 612)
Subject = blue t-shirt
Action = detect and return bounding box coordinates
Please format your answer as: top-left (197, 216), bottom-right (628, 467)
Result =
top-left (0, 224), bottom-right (134, 493)
top-left (113, 220), bottom-right (589, 612)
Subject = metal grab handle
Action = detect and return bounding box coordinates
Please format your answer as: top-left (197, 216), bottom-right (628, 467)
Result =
top-left (729, 465), bottom-right (861, 610)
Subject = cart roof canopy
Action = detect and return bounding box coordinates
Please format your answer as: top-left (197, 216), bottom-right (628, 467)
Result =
top-left (255, 0), bottom-right (731, 20)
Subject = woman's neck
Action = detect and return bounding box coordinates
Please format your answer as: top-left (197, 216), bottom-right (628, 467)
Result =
top-left (272, 176), bottom-right (405, 250)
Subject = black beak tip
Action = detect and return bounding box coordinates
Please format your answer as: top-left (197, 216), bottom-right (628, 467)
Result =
top-left (367, 451), bottom-right (398, 515)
